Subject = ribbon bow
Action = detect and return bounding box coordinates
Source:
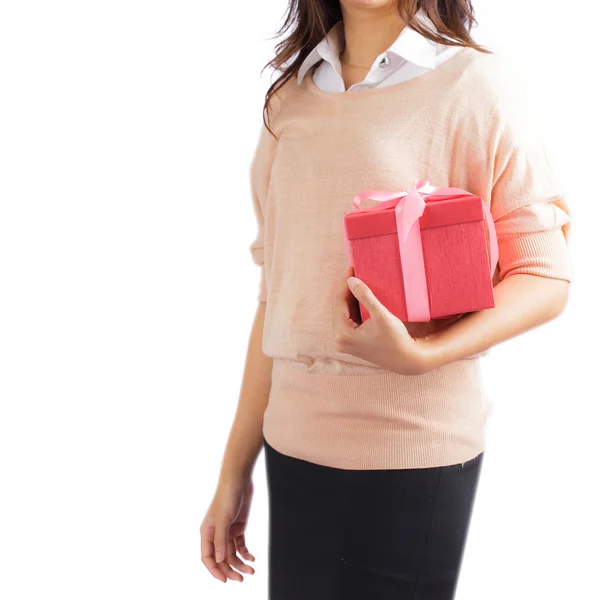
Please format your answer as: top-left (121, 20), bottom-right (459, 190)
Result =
top-left (343, 179), bottom-right (499, 322)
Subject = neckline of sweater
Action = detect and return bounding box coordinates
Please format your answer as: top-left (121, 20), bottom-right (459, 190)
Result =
top-left (302, 46), bottom-right (477, 100)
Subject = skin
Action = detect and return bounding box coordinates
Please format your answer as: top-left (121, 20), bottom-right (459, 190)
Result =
top-left (338, 1), bottom-right (408, 88)
top-left (200, 0), bottom-right (570, 585)
top-left (338, 0), bottom-right (409, 89)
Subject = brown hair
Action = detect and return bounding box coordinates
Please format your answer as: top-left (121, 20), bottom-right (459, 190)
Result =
top-left (261, 1), bottom-right (491, 135)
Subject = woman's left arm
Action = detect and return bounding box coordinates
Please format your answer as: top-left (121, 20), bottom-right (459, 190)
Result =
top-left (334, 57), bottom-right (573, 375)
top-left (334, 264), bottom-right (570, 376)
top-left (421, 272), bottom-right (570, 368)
top-left (425, 58), bottom-right (575, 369)
top-left (422, 214), bottom-right (573, 368)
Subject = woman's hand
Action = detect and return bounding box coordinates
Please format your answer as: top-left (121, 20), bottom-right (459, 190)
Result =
top-left (200, 476), bottom-right (256, 583)
top-left (332, 266), bottom-right (435, 376)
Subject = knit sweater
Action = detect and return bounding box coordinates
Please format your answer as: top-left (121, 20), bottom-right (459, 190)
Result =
top-left (248, 47), bottom-right (572, 470)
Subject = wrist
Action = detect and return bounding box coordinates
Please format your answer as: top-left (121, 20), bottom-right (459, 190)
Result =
top-left (219, 464), bottom-right (252, 486)
top-left (418, 330), bottom-right (449, 373)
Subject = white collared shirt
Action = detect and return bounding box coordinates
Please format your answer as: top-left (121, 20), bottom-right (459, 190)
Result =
top-left (297, 12), bottom-right (463, 92)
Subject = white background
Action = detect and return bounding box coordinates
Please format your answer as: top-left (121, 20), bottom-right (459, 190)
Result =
top-left (0, 1), bottom-right (598, 598)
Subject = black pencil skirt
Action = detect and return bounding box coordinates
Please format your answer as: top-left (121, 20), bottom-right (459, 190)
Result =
top-left (264, 438), bottom-right (484, 600)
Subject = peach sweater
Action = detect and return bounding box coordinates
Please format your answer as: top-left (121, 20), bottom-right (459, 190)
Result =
top-left (248, 47), bottom-right (572, 470)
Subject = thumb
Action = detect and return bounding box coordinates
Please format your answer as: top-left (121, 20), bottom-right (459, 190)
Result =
top-left (214, 516), bottom-right (231, 564)
top-left (347, 277), bottom-right (388, 318)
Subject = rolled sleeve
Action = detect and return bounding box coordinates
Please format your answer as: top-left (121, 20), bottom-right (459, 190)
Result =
top-left (496, 227), bottom-right (572, 282)
top-left (489, 64), bottom-right (573, 283)
top-left (248, 121), bottom-right (278, 303)
top-left (249, 210), bottom-right (267, 303)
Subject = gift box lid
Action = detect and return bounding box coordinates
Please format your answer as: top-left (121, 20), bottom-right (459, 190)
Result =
top-left (344, 195), bottom-right (485, 240)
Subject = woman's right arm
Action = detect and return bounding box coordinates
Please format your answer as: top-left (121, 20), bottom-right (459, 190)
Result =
top-left (215, 118), bottom-right (279, 485)
top-left (200, 301), bottom-right (272, 583)
top-left (201, 120), bottom-right (278, 583)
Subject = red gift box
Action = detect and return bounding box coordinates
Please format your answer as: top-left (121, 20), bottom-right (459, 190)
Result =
top-left (342, 180), bottom-right (499, 323)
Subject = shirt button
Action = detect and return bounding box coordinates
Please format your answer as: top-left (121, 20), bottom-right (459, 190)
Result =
top-left (378, 55), bottom-right (391, 68)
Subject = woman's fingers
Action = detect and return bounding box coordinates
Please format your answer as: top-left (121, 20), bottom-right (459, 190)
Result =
top-left (200, 517), bottom-right (227, 583)
top-left (216, 557), bottom-right (244, 582)
top-left (227, 538), bottom-right (255, 575)
top-left (346, 276), bottom-right (389, 322)
top-left (235, 533), bottom-right (256, 562)
top-left (213, 515), bottom-right (231, 566)
top-left (228, 554), bottom-right (254, 576)
top-left (201, 514), bottom-right (250, 582)
top-left (333, 268), bottom-right (359, 341)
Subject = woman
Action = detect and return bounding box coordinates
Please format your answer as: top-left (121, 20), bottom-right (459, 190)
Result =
top-left (200, 1), bottom-right (572, 598)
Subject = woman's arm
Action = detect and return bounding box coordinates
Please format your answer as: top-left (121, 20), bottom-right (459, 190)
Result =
top-left (216, 118), bottom-right (277, 484)
top-left (215, 119), bottom-right (278, 480)
top-left (334, 266), bottom-right (570, 376)
top-left (336, 213), bottom-right (573, 375)
top-left (335, 263), bottom-right (571, 375)
top-left (423, 273), bottom-right (569, 368)
top-left (217, 117), bottom-right (276, 482)
top-left (201, 301), bottom-right (271, 581)
top-left (201, 119), bottom-right (277, 581)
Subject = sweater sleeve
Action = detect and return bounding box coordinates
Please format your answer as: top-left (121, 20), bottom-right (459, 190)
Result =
top-left (488, 61), bottom-right (573, 284)
top-left (249, 120), bottom-right (278, 303)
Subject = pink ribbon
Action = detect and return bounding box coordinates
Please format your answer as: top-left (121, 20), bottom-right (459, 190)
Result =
top-left (342, 179), bottom-right (499, 322)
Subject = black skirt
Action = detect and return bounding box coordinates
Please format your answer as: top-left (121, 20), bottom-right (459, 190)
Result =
top-left (264, 437), bottom-right (484, 600)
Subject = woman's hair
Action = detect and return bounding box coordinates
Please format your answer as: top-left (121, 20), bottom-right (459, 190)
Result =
top-left (261, 1), bottom-right (490, 135)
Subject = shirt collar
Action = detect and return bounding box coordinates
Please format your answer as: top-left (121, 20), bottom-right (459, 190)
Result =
top-left (297, 10), bottom-right (439, 84)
